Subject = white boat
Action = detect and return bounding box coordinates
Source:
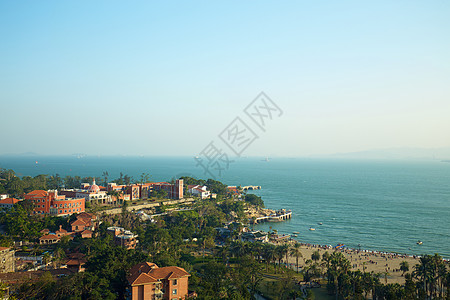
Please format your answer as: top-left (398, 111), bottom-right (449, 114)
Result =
top-left (309, 227), bottom-right (315, 231)
top-left (292, 231), bottom-right (300, 234)
top-left (318, 222), bottom-right (323, 225)
top-left (417, 241), bottom-right (423, 245)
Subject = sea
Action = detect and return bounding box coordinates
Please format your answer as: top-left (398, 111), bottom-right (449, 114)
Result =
top-left (1, 155), bottom-right (449, 259)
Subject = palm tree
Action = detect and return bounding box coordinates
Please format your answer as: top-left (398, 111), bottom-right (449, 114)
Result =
top-left (311, 250), bottom-right (321, 262)
top-left (281, 244), bottom-right (290, 266)
top-left (102, 171), bottom-right (109, 186)
top-left (262, 244), bottom-right (276, 271)
top-left (414, 254), bottom-right (434, 298)
top-left (382, 270), bottom-right (390, 284)
top-left (217, 245), bottom-right (229, 264)
top-left (42, 252), bottom-right (51, 270)
top-left (230, 240), bottom-right (245, 258)
top-left (327, 252), bottom-right (351, 300)
top-left (289, 243), bottom-right (303, 273)
top-left (400, 261), bottom-right (409, 276)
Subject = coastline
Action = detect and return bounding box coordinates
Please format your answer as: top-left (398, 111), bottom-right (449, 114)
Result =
top-left (280, 242), bottom-right (449, 285)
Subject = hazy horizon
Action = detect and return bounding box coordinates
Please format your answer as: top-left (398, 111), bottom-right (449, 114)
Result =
top-left (1, 1), bottom-right (449, 157)
top-left (2, 146), bottom-right (450, 161)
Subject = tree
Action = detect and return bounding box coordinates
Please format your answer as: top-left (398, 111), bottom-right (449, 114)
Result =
top-left (289, 243), bottom-right (303, 273)
top-left (102, 171), bottom-right (109, 186)
top-left (140, 172), bottom-right (150, 183)
top-left (311, 250), bottom-right (321, 262)
top-left (275, 244), bottom-right (289, 271)
top-left (43, 252), bottom-right (51, 270)
top-left (244, 194), bottom-right (264, 207)
top-left (400, 261), bottom-right (409, 276)
top-left (413, 254), bottom-right (434, 298)
top-left (404, 273), bottom-right (417, 299)
top-left (327, 252), bottom-right (351, 300)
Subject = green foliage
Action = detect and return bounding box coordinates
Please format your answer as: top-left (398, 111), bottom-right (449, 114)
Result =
top-left (0, 203), bottom-right (68, 240)
top-left (244, 193), bottom-right (264, 207)
top-left (205, 179), bottom-right (228, 195)
top-left (180, 176), bottom-right (206, 187)
top-left (219, 200), bottom-right (245, 221)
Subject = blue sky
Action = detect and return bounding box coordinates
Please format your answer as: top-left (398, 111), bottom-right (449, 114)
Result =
top-left (1, 1), bottom-right (449, 157)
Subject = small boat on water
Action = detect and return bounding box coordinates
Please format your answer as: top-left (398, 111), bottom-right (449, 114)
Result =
top-left (292, 231), bottom-right (300, 234)
top-left (292, 234), bottom-right (298, 237)
top-left (417, 241), bottom-right (423, 245)
top-left (318, 222), bottom-right (323, 225)
top-left (309, 227), bottom-right (315, 231)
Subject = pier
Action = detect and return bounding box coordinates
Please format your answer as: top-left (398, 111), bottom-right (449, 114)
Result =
top-left (253, 209), bottom-right (292, 223)
top-left (242, 185), bottom-right (261, 190)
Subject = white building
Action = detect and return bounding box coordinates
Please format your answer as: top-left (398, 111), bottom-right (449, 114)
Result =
top-left (61, 179), bottom-right (112, 204)
top-left (187, 185), bottom-right (210, 199)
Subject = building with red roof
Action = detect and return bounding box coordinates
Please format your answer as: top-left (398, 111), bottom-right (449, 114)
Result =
top-left (0, 197), bottom-right (21, 210)
top-left (39, 234), bottom-right (60, 245)
top-left (24, 190), bottom-right (85, 216)
top-left (70, 212), bottom-right (97, 235)
top-left (128, 262), bottom-right (191, 300)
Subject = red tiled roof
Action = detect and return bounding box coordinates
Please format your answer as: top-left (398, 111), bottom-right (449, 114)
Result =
top-left (128, 262), bottom-right (189, 285)
top-left (71, 219), bottom-right (87, 226)
top-left (81, 230), bottom-right (93, 235)
top-left (0, 197), bottom-right (21, 205)
top-left (0, 247), bottom-right (10, 251)
top-left (149, 266), bottom-right (190, 280)
top-left (129, 272), bottom-right (159, 285)
top-left (26, 190), bottom-right (48, 197)
top-left (39, 234), bottom-right (60, 240)
top-left (77, 212), bottom-right (96, 220)
top-left (65, 258), bottom-right (86, 266)
top-left (129, 262), bottom-right (158, 276)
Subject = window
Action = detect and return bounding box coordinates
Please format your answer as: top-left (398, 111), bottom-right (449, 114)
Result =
top-left (172, 289), bottom-right (177, 295)
top-left (173, 279), bottom-right (177, 285)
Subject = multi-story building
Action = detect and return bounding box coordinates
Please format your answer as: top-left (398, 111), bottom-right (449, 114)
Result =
top-left (24, 190), bottom-right (85, 216)
top-left (0, 247), bottom-right (15, 273)
top-left (70, 212), bottom-right (97, 233)
top-left (128, 262), bottom-right (191, 300)
top-left (0, 197), bottom-right (21, 210)
top-left (152, 180), bottom-right (184, 200)
top-left (187, 185), bottom-right (210, 199)
top-left (108, 180), bottom-right (184, 200)
top-left (107, 226), bottom-right (138, 250)
top-left (60, 179), bottom-right (112, 205)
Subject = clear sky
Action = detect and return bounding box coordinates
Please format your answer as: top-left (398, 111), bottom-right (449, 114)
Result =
top-left (1, 1), bottom-right (449, 157)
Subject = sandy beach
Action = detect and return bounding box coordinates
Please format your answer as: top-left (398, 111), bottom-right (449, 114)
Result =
top-left (285, 244), bottom-right (422, 284)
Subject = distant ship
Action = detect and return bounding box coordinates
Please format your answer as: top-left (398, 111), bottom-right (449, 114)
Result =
top-left (417, 241), bottom-right (423, 245)
top-left (309, 227), bottom-right (316, 231)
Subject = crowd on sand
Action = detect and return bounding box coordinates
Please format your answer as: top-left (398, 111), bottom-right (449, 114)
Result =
top-left (283, 242), bottom-right (448, 285)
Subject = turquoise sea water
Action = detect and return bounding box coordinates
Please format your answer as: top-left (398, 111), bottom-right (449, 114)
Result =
top-left (1, 156), bottom-right (449, 258)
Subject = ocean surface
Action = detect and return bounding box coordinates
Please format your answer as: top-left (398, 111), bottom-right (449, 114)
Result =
top-left (1, 155), bottom-right (449, 258)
